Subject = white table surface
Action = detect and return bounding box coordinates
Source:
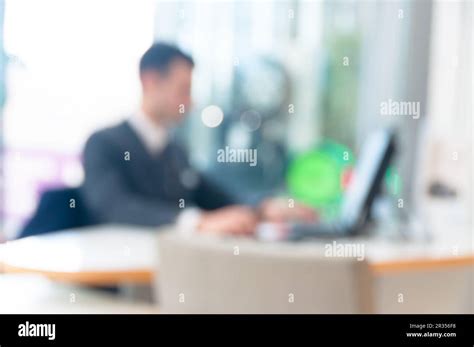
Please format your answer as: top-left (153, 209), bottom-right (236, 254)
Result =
top-left (0, 225), bottom-right (159, 273)
top-left (1, 223), bottom-right (472, 280)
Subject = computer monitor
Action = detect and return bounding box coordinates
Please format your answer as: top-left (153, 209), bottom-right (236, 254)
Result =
top-left (340, 128), bottom-right (396, 234)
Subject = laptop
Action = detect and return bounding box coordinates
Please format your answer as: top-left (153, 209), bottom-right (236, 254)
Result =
top-left (258, 128), bottom-right (396, 241)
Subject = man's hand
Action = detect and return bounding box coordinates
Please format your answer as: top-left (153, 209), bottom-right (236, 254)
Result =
top-left (197, 206), bottom-right (258, 236)
top-left (259, 198), bottom-right (317, 223)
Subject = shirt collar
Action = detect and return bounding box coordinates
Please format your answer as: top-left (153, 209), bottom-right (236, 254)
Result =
top-left (128, 110), bottom-right (168, 154)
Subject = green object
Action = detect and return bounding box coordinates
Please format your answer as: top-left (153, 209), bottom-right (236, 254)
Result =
top-left (287, 140), bottom-right (354, 220)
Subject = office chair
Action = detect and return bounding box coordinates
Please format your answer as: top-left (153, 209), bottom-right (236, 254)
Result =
top-left (18, 187), bottom-right (97, 239)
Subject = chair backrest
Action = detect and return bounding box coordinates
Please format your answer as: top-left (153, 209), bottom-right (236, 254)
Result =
top-left (156, 233), bottom-right (373, 313)
top-left (18, 187), bottom-right (97, 239)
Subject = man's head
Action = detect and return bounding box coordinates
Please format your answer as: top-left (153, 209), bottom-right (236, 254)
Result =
top-left (139, 42), bottom-right (194, 126)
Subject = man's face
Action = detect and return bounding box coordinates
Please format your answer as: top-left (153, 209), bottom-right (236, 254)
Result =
top-left (141, 59), bottom-right (193, 125)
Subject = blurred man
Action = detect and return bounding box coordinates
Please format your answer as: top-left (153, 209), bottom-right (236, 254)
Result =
top-left (82, 43), bottom-right (314, 236)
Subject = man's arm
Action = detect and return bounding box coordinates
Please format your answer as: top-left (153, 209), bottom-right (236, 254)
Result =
top-left (169, 142), bottom-right (235, 211)
top-left (82, 132), bottom-right (180, 226)
top-left (192, 174), bottom-right (236, 210)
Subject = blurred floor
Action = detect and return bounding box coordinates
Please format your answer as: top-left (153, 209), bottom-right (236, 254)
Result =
top-left (0, 274), bottom-right (160, 314)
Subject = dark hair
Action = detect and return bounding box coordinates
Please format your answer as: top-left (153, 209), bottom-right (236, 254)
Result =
top-left (139, 42), bottom-right (194, 75)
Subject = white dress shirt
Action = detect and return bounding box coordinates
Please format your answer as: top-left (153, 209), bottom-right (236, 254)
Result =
top-left (128, 111), bottom-right (202, 235)
top-left (128, 110), bottom-right (168, 155)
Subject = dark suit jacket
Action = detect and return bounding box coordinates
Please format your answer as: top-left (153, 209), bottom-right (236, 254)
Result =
top-left (81, 121), bottom-right (234, 227)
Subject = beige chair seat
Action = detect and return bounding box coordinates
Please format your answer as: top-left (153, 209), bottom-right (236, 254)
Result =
top-left (156, 233), bottom-right (372, 313)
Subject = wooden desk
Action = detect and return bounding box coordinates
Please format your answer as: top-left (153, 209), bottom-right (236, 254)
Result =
top-left (1, 224), bottom-right (473, 286)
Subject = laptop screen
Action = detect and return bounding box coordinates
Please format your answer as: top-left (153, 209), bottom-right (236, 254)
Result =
top-left (339, 129), bottom-right (395, 230)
